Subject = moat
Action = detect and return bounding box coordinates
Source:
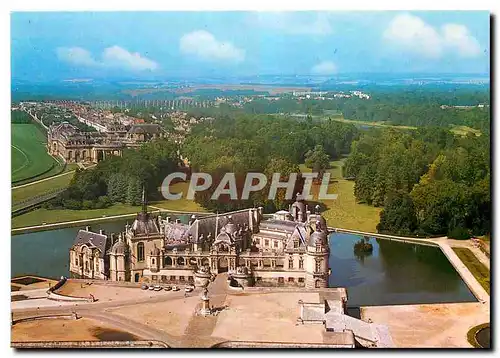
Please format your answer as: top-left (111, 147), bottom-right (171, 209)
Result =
top-left (11, 219), bottom-right (476, 307)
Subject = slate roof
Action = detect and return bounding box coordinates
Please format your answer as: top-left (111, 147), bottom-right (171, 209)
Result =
top-left (72, 230), bottom-right (109, 258)
top-left (259, 219), bottom-right (298, 233)
top-left (132, 212), bottom-right (160, 236)
top-left (128, 124), bottom-right (162, 134)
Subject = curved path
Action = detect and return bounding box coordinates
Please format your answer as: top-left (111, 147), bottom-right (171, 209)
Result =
top-left (11, 145), bottom-right (30, 174)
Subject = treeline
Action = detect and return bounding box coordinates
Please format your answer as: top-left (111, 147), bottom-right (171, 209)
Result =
top-left (342, 101), bottom-right (490, 133)
top-left (45, 139), bottom-right (179, 210)
top-left (182, 115), bottom-right (359, 212)
top-left (11, 110), bottom-right (32, 124)
top-left (344, 128), bottom-right (490, 238)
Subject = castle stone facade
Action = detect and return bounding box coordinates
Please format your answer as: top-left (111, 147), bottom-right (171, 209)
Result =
top-left (69, 195), bottom-right (331, 289)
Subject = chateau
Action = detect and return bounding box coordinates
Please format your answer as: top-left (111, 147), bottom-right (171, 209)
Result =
top-left (48, 122), bottom-right (164, 163)
top-left (69, 194), bottom-right (331, 289)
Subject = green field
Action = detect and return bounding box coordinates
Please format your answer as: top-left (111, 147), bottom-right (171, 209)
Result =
top-left (453, 247), bottom-right (490, 295)
top-left (299, 159), bottom-right (381, 232)
top-left (149, 182), bottom-right (209, 213)
top-left (11, 203), bottom-right (147, 229)
top-left (11, 124), bottom-right (59, 183)
top-left (12, 170), bottom-right (77, 210)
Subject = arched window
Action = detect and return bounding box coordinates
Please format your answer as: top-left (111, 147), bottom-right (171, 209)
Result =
top-left (164, 256), bottom-right (172, 266)
top-left (177, 257), bottom-right (185, 266)
top-left (95, 260), bottom-right (99, 273)
top-left (152, 258), bottom-right (155, 265)
top-left (137, 242), bottom-right (145, 262)
top-left (75, 256), bottom-right (79, 266)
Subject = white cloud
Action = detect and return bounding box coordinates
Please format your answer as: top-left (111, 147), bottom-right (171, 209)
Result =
top-left (56, 47), bottom-right (98, 67)
top-left (102, 46), bottom-right (158, 71)
top-left (253, 12), bottom-right (333, 36)
top-left (441, 23), bottom-right (481, 57)
top-left (56, 46), bottom-right (158, 71)
top-left (383, 13), bottom-right (482, 59)
top-left (311, 61), bottom-right (337, 75)
top-left (179, 30), bottom-right (245, 62)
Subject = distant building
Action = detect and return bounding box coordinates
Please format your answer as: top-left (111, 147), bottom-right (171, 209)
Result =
top-left (47, 122), bottom-right (164, 163)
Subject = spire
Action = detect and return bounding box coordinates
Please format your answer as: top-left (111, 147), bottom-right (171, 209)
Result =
top-left (142, 185), bottom-right (147, 214)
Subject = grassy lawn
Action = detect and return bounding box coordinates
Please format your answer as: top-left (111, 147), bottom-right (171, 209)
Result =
top-left (327, 117), bottom-right (418, 131)
top-left (300, 159), bottom-right (381, 232)
top-left (150, 181), bottom-right (209, 213)
top-left (12, 170), bottom-right (76, 210)
top-left (450, 125), bottom-right (482, 137)
top-left (11, 204), bottom-right (146, 229)
top-left (453, 247), bottom-right (490, 295)
top-left (11, 124), bottom-right (58, 183)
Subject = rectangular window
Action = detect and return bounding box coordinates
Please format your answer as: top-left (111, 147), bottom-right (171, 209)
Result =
top-left (274, 241), bottom-right (278, 248)
top-left (298, 278), bottom-right (304, 283)
top-left (170, 276), bottom-right (176, 281)
top-left (179, 276), bottom-right (185, 281)
top-left (161, 275), bottom-right (167, 282)
top-left (288, 277), bottom-right (294, 282)
top-left (315, 260), bottom-right (322, 272)
top-left (188, 276), bottom-right (194, 282)
top-left (299, 260), bottom-right (304, 269)
top-left (152, 275), bottom-right (158, 281)
top-left (294, 240), bottom-right (299, 249)
top-left (265, 239), bottom-right (269, 247)
top-left (278, 277), bottom-right (284, 284)
top-left (288, 259), bottom-right (294, 269)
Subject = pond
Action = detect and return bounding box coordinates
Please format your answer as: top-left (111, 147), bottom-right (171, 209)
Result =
top-left (12, 222), bottom-right (476, 307)
top-left (329, 233), bottom-right (476, 306)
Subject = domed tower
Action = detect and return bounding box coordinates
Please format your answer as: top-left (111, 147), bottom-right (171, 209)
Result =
top-left (109, 234), bottom-right (127, 281)
top-left (305, 220), bottom-right (330, 289)
top-left (290, 193), bottom-right (307, 223)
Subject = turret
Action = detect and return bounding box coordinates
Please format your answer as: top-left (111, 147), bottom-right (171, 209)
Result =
top-left (304, 220), bottom-right (330, 289)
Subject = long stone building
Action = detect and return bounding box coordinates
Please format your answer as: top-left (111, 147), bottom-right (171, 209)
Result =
top-left (47, 122), bottom-right (164, 163)
top-left (69, 194), bottom-right (331, 289)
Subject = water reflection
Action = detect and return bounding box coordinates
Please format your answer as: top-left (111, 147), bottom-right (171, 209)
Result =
top-left (329, 233), bottom-right (476, 306)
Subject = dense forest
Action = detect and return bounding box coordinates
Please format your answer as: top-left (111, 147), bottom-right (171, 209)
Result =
top-left (45, 88), bottom-right (491, 238)
top-left (344, 128), bottom-right (490, 238)
top-left (180, 115), bottom-right (358, 212)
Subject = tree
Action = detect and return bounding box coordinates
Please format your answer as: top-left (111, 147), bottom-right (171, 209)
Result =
top-left (377, 192), bottom-right (418, 236)
top-left (126, 177), bottom-right (143, 206)
top-left (304, 145), bottom-right (330, 178)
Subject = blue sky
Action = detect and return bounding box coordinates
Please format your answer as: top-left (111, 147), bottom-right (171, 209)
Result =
top-left (11, 11), bottom-right (490, 81)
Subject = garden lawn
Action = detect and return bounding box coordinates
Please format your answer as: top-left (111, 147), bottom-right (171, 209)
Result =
top-left (12, 170), bottom-right (76, 210)
top-left (300, 159), bottom-right (381, 232)
top-left (11, 204), bottom-right (147, 229)
top-left (149, 181), bottom-right (209, 213)
top-left (453, 247), bottom-right (490, 295)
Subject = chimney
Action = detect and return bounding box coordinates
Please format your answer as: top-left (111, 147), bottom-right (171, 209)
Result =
top-left (86, 226), bottom-right (90, 231)
top-left (166, 217), bottom-right (170, 223)
top-left (175, 219), bottom-right (181, 224)
top-left (99, 229), bottom-right (105, 235)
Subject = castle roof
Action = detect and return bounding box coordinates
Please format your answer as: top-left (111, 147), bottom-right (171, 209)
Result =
top-left (72, 230), bottom-right (108, 258)
top-left (128, 123), bottom-right (162, 134)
